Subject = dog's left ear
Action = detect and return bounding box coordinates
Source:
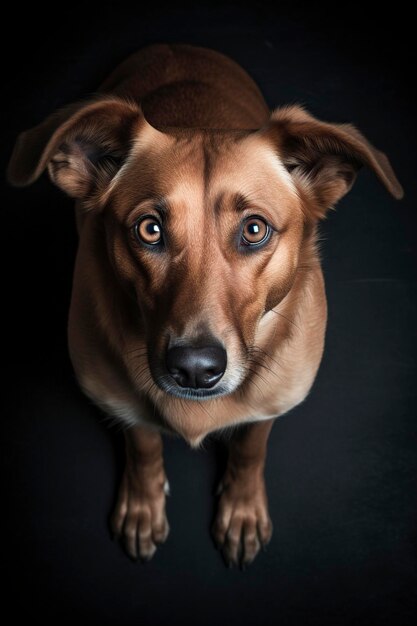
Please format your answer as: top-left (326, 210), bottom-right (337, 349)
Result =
top-left (261, 105), bottom-right (403, 219)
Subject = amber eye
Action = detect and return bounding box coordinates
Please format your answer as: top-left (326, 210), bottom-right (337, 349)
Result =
top-left (241, 216), bottom-right (270, 246)
top-left (134, 215), bottom-right (163, 246)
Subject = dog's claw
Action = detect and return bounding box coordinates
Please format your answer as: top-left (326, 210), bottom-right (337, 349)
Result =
top-left (140, 555), bottom-right (152, 564)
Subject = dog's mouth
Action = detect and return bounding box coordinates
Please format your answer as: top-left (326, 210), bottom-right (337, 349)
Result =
top-left (154, 373), bottom-right (232, 400)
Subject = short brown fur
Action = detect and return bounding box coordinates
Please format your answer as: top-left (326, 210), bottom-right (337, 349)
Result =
top-left (7, 43), bottom-right (402, 567)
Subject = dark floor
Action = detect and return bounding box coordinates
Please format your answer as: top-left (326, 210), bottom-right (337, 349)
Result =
top-left (2, 3), bottom-right (417, 625)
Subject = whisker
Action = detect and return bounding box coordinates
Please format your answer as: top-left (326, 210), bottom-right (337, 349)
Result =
top-left (269, 308), bottom-right (301, 331)
top-left (246, 346), bottom-right (286, 386)
top-left (244, 367), bottom-right (265, 398)
top-left (249, 344), bottom-right (284, 369)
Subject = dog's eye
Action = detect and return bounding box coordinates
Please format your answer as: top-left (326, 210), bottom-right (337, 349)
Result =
top-left (241, 216), bottom-right (270, 246)
top-left (134, 215), bottom-right (163, 246)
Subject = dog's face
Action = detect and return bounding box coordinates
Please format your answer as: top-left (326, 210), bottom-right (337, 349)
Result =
top-left (106, 126), bottom-right (305, 400)
top-left (8, 97), bottom-right (402, 403)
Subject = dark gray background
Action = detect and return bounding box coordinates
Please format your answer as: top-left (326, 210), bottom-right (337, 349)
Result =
top-left (2, 2), bottom-right (416, 624)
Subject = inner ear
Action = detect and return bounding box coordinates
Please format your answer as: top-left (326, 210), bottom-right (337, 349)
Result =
top-left (48, 133), bottom-right (130, 199)
top-left (287, 147), bottom-right (363, 210)
top-left (60, 137), bottom-right (125, 169)
top-left (261, 105), bottom-right (403, 219)
top-left (283, 134), bottom-right (361, 180)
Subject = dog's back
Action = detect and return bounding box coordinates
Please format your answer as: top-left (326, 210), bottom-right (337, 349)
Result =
top-left (99, 43), bottom-right (270, 128)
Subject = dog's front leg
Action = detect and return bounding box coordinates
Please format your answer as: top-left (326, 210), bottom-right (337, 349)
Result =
top-left (212, 419), bottom-right (275, 568)
top-left (111, 426), bottom-right (169, 561)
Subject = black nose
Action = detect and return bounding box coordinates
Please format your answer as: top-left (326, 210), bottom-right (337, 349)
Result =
top-left (165, 343), bottom-right (227, 389)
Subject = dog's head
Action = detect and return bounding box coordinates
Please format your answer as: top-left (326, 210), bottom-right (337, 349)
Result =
top-left (8, 96), bottom-right (402, 416)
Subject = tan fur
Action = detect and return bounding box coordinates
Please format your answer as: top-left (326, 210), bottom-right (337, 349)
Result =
top-left (7, 43), bottom-right (402, 565)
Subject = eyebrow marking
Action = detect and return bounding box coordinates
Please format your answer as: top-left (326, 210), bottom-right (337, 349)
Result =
top-left (233, 193), bottom-right (253, 213)
top-left (213, 192), bottom-right (253, 216)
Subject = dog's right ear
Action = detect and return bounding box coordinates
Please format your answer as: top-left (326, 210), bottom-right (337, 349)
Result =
top-left (7, 96), bottom-right (155, 204)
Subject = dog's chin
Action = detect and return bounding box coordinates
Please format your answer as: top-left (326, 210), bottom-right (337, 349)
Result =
top-left (154, 374), bottom-right (233, 400)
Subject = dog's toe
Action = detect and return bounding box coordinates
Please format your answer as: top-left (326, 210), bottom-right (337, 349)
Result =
top-left (212, 474), bottom-right (272, 569)
top-left (111, 469), bottom-right (169, 562)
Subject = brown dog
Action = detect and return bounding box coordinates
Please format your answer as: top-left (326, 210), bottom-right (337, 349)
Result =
top-left (7, 43), bottom-right (403, 568)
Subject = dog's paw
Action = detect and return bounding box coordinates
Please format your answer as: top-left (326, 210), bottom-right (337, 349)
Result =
top-left (110, 468), bottom-right (170, 562)
top-left (211, 472), bottom-right (272, 569)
